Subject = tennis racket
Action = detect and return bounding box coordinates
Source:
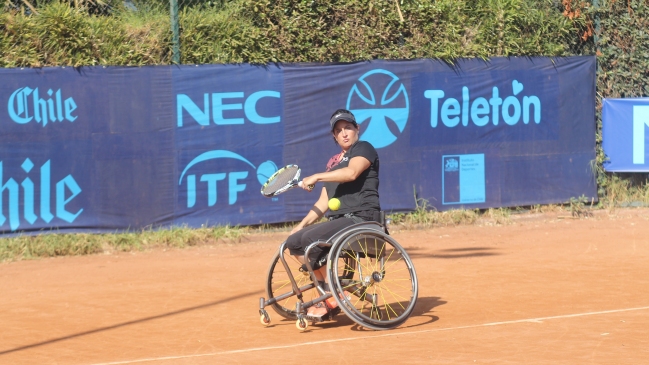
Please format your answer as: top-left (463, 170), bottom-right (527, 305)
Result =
top-left (260, 164), bottom-right (314, 197)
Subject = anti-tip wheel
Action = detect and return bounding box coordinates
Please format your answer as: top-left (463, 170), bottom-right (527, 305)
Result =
top-left (260, 313), bottom-right (271, 326)
top-left (295, 318), bottom-right (308, 331)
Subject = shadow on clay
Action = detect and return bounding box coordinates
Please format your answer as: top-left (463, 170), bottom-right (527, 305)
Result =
top-left (406, 246), bottom-right (502, 259)
top-left (269, 296), bottom-right (446, 332)
top-left (0, 289), bottom-right (264, 357)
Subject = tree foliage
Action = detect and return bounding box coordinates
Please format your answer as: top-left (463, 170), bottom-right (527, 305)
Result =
top-left (0, 2), bottom-right (170, 67)
top-left (241, 0), bottom-right (580, 62)
top-left (1, 0), bottom-right (588, 67)
top-left (563, 0), bottom-right (649, 195)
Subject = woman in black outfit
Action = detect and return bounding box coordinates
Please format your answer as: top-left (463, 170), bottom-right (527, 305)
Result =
top-left (286, 109), bottom-right (381, 320)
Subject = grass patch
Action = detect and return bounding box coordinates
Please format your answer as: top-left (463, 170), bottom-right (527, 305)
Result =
top-left (600, 174), bottom-right (649, 208)
top-left (0, 225), bottom-right (246, 263)
top-left (483, 207), bottom-right (511, 225)
top-left (0, 192), bottom-right (632, 263)
top-left (388, 208), bottom-right (501, 229)
top-left (0, 233), bottom-right (103, 262)
top-left (527, 204), bottom-right (564, 214)
top-left (387, 193), bottom-right (481, 229)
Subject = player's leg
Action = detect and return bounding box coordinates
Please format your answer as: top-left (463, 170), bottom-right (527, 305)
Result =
top-left (287, 218), bottom-right (356, 279)
top-left (286, 218), bottom-right (357, 319)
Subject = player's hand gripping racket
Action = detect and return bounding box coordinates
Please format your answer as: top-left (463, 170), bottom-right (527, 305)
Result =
top-left (260, 164), bottom-right (314, 197)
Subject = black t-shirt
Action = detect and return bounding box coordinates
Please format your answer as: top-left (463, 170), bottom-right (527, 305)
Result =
top-left (323, 140), bottom-right (380, 217)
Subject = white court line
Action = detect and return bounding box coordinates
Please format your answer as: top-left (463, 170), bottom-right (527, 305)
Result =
top-left (90, 305), bottom-right (649, 365)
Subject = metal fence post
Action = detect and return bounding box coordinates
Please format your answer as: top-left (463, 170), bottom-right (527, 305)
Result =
top-left (170, 0), bottom-right (180, 64)
top-left (592, 0), bottom-right (600, 47)
top-left (592, 0), bottom-right (600, 73)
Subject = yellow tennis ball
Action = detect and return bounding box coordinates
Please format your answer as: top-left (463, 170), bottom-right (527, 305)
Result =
top-left (328, 198), bottom-right (341, 211)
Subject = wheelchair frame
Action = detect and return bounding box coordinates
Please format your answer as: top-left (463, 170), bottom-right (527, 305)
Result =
top-left (259, 215), bottom-right (418, 331)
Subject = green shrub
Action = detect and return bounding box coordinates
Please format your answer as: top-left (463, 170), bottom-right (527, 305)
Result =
top-left (574, 0), bottom-right (649, 202)
top-left (241, 0), bottom-right (578, 63)
top-left (0, 1), bottom-right (171, 67)
top-left (1, 0), bottom-right (586, 66)
top-left (179, 2), bottom-right (268, 64)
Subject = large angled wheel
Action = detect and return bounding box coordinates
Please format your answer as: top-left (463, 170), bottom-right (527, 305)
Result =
top-left (265, 247), bottom-right (318, 320)
top-left (265, 245), bottom-right (356, 320)
top-left (326, 230), bottom-right (418, 330)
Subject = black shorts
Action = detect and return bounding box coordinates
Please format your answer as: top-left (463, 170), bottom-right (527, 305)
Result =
top-left (286, 211), bottom-right (378, 261)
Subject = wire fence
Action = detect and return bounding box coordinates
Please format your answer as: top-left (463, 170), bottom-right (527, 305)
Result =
top-left (168, 0), bottom-right (235, 63)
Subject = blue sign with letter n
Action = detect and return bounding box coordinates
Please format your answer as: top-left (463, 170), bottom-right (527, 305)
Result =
top-left (602, 98), bottom-right (649, 171)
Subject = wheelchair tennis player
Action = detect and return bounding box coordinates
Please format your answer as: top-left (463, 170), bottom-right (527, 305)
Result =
top-left (286, 108), bottom-right (382, 321)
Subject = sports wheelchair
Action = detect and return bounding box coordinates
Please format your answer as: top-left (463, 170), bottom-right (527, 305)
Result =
top-left (258, 213), bottom-right (418, 331)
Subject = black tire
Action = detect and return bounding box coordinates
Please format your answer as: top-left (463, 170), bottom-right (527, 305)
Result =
top-left (326, 230), bottom-right (418, 330)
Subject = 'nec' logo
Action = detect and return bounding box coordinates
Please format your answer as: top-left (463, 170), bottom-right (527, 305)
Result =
top-left (176, 91), bottom-right (280, 127)
top-left (346, 69), bottom-right (409, 149)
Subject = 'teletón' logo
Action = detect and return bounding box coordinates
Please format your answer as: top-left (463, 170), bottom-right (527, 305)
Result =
top-left (346, 69), bottom-right (409, 149)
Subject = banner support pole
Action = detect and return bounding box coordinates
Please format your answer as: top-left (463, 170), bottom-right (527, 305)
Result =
top-left (170, 0), bottom-right (180, 64)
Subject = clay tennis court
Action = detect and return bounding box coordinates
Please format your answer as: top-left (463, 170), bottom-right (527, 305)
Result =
top-left (1, 208), bottom-right (648, 364)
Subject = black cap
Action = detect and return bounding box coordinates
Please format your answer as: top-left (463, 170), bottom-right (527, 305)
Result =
top-left (329, 109), bottom-right (357, 131)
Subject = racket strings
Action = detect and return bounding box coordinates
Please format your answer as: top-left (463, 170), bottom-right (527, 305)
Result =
top-left (262, 166), bottom-right (299, 195)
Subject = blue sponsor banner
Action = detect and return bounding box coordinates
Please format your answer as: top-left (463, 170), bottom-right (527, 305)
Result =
top-left (284, 57), bottom-right (596, 214)
top-left (0, 57), bottom-right (597, 234)
top-left (602, 98), bottom-right (649, 171)
top-left (172, 64), bottom-right (285, 225)
top-left (0, 66), bottom-right (174, 234)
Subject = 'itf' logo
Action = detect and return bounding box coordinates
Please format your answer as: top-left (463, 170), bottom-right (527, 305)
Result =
top-left (347, 69), bottom-right (409, 149)
top-left (179, 150), bottom-right (278, 207)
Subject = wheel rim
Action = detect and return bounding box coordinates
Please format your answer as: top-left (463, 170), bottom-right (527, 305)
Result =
top-left (330, 232), bottom-right (418, 329)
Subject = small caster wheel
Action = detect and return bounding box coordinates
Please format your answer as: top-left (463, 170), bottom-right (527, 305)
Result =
top-left (296, 318), bottom-right (308, 331)
top-left (260, 312), bottom-right (271, 326)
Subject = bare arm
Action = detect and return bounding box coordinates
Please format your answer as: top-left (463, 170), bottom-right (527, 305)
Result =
top-left (290, 187), bottom-right (329, 234)
top-left (300, 156), bottom-right (370, 190)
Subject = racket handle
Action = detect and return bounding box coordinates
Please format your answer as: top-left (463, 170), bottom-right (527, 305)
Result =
top-left (298, 181), bottom-right (315, 190)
